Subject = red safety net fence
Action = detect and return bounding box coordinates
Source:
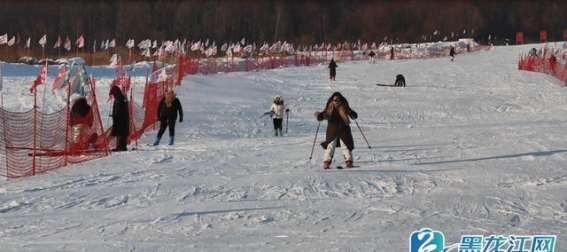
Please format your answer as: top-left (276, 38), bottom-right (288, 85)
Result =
top-left (0, 62), bottom-right (179, 178)
top-left (518, 47), bottom-right (567, 86)
top-left (0, 78), bottom-right (110, 178)
top-left (179, 44), bottom-right (492, 75)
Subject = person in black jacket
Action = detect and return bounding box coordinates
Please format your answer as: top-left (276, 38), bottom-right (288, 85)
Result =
top-left (315, 92), bottom-right (358, 169)
top-left (153, 90), bottom-right (183, 146)
top-left (368, 50), bottom-right (376, 63)
top-left (328, 59), bottom-right (338, 81)
top-left (109, 86), bottom-right (130, 151)
top-left (449, 46), bottom-right (457, 61)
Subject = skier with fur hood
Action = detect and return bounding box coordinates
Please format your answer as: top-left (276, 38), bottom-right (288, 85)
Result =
top-left (315, 92), bottom-right (358, 169)
top-left (269, 95), bottom-right (289, 136)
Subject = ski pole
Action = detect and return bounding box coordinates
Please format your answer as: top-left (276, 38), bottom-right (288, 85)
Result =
top-left (285, 110), bottom-right (289, 134)
top-left (354, 120), bottom-right (371, 149)
top-left (309, 121), bottom-right (321, 160)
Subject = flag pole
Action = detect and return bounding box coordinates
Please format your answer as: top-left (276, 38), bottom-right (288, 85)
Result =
top-left (64, 77), bottom-right (71, 165)
top-left (1, 91), bottom-right (7, 178)
top-left (32, 86), bottom-right (37, 175)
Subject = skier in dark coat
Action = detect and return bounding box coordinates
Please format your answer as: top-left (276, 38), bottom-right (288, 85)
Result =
top-left (153, 90), bottom-right (183, 145)
top-left (316, 92), bottom-right (358, 169)
top-left (328, 59), bottom-right (338, 81)
top-left (368, 50), bottom-right (376, 63)
top-left (109, 86), bottom-right (130, 151)
top-left (449, 46), bottom-right (457, 61)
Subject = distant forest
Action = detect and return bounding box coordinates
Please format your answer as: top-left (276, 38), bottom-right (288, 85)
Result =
top-left (1, 0), bottom-right (567, 61)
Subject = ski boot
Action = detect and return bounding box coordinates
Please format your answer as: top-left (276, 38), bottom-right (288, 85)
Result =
top-left (153, 137), bottom-right (161, 146)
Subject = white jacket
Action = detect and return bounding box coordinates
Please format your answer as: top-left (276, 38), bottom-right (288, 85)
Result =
top-left (270, 103), bottom-right (286, 119)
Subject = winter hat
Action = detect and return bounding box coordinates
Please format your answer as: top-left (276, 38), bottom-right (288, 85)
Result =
top-left (274, 95), bottom-right (284, 104)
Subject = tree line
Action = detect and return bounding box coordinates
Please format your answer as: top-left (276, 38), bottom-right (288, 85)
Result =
top-left (1, 0), bottom-right (566, 62)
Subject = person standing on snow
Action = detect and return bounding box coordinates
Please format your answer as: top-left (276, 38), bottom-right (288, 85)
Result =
top-left (109, 86), bottom-right (130, 151)
top-left (328, 58), bottom-right (338, 81)
top-left (316, 92), bottom-right (358, 169)
top-left (153, 90), bottom-right (183, 145)
top-left (449, 46), bottom-right (457, 61)
top-left (368, 50), bottom-right (376, 63)
top-left (269, 95), bottom-right (289, 137)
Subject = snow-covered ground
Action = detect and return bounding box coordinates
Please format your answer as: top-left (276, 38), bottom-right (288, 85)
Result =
top-left (1, 43), bottom-right (565, 252)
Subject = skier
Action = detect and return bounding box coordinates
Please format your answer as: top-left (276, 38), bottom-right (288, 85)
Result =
top-left (549, 53), bottom-right (557, 75)
top-left (269, 95), bottom-right (289, 137)
top-left (109, 86), bottom-right (130, 152)
top-left (315, 92), bottom-right (358, 169)
top-left (328, 58), bottom-right (338, 81)
top-left (368, 50), bottom-right (376, 63)
top-left (395, 74), bottom-right (406, 87)
top-left (153, 90), bottom-right (183, 145)
top-left (449, 46), bottom-right (457, 61)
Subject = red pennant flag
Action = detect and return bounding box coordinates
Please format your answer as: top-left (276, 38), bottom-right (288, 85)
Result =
top-left (75, 35), bottom-right (84, 48)
top-left (54, 36), bottom-right (62, 49)
top-left (30, 63), bottom-right (48, 93)
top-left (52, 65), bottom-right (67, 90)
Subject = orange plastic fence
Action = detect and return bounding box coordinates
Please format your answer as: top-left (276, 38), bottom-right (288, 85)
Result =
top-left (182, 46), bottom-right (492, 74)
top-left (518, 52), bottom-right (567, 85)
top-left (0, 90), bottom-right (109, 178)
top-left (0, 67), bottom-right (172, 178)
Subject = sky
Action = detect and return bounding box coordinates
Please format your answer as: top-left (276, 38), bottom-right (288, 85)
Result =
top-left (0, 42), bottom-right (566, 252)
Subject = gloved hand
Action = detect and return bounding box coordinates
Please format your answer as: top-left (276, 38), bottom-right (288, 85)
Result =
top-left (350, 111), bottom-right (358, 120)
top-left (316, 112), bottom-right (324, 121)
top-left (179, 118), bottom-right (183, 123)
top-left (285, 108), bottom-right (290, 113)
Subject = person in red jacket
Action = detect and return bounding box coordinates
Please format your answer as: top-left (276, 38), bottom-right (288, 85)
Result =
top-left (315, 92), bottom-right (358, 169)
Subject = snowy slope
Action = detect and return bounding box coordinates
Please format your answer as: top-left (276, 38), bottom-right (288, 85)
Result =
top-left (0, 43), bottom-right (566, 252)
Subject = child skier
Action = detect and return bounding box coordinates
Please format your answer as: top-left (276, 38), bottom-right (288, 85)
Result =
top-left (269, 95), bottom-right (289, 136)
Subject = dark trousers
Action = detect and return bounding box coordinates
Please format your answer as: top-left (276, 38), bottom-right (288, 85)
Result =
top-left (114, 135), bottom-right (128, 151)
top-left (157, 119), bottom-right (176, 138)
top-left (273, 118), bottom-right (283, 130)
